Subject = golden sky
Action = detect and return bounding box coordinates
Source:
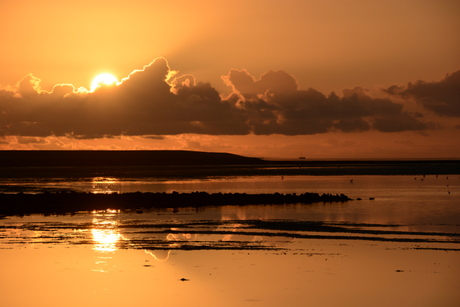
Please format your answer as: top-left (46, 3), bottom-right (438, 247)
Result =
top-left (1, 0), bottom-right (459, 159)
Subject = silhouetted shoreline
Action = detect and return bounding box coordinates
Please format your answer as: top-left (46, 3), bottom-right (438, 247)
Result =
top-left (0, 150), bottom-right (265, 167)
top-left (1, 150), bottom-right (459, 176)
top-left (0, 191), bottom-right (351, 216)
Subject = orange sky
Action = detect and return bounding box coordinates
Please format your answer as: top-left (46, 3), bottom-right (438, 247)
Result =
top-left (1, 0), bottom-right (459, 159)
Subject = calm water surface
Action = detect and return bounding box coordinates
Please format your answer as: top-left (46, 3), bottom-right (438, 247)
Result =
top-left (1, 174), bottom-right (459, 306)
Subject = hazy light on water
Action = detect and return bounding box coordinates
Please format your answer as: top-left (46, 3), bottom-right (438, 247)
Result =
top-left (91, 177), bottom-right (121, 194)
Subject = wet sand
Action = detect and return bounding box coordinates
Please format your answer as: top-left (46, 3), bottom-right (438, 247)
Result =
top-left (1, 207), bottom-right (459, 307)
top-left (1, 156), bottom-right (459, 306)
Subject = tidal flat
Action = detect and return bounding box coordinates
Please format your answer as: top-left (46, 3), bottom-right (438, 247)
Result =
top-left (1, 161), bottom-right (460, 306)
top-left (1, 199), bottom-right (460, 307)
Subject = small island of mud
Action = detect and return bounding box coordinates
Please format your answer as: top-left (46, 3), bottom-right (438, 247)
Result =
top-left (0, 191), bottom-right (350, 216)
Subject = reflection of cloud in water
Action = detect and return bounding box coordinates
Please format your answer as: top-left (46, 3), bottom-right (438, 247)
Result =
top-left (167, 230), bottom-right (197, 242)
top-left (143, 250), bottom-right (172, 262)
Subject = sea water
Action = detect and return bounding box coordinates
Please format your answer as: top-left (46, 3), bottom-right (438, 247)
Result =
top-left (1, 171), bottom-right (459, 306)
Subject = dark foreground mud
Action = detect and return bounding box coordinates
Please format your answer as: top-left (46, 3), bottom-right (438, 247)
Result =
top-left (0, 191), bottom-right (350, 216)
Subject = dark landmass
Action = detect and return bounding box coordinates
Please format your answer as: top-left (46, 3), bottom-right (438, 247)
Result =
top-left (0, 191), bottom-right (350, 216)
top-left (0, 150), bottom-right (264, 167)
top-left (1, 150), bottom-right (459, 177)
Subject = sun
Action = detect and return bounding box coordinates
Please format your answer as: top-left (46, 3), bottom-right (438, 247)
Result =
top-left (90, 73), bottom-right (118, 92)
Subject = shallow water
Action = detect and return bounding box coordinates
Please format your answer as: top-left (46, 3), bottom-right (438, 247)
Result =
top-left (1, 174), bottom-right (460, 306)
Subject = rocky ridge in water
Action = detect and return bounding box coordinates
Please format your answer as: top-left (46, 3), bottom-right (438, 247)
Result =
top-left (0, 191), bottom-right (350, 216)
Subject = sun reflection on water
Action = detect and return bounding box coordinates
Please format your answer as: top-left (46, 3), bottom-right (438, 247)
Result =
top-left (91, 209), bottom-right (120, 253)
top-left (90, 209), bottom-right (176, 264)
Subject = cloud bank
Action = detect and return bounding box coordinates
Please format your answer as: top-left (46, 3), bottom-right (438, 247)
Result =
top-left (1, 57), bottom-right (456, 139)
top-left (385, 70), bottom-right (460, 117)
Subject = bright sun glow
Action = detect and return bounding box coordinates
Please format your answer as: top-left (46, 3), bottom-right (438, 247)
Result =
top-left (90, 73), bottom-right (118, 92)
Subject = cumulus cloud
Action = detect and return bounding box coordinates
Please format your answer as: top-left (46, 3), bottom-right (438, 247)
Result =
top-left (222, 69), bottom-right (298, 100)
top-left (385, 70), bottom-right (460, 117)
top-left (0, 58), bottom-right (249, 138)
top-left (0, 57), bottom-right (432, 138)
top-left (224, 69), bottom-right (428, 135)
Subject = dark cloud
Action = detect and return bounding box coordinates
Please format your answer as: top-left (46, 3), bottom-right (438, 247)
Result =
top-left (0, 58), bottom-right (430, 138)
top-left (222, 69), bottom-right (298, 100)
top-left (371, 113), bottom-right (429, 132)
top-left (385, 70), bottom-right (460, 117)
top-left (142, 135), bottom-right (165, 140)
top-left (0, 58), bottom-right (249, 138)
top-left (225, 70), bottom-right (427, 135)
